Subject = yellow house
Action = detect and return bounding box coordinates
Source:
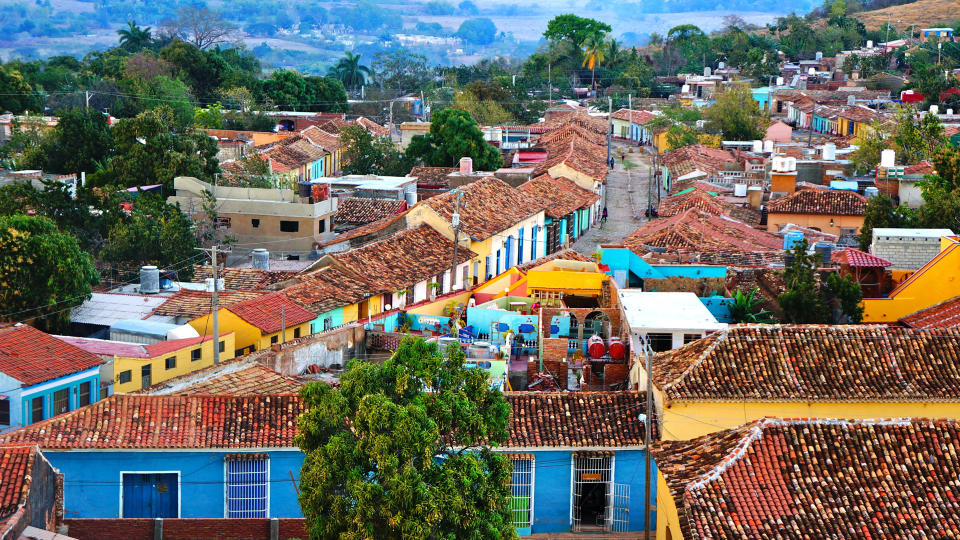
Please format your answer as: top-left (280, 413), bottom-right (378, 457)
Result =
top-left (637, 324), bottom-right (960, 441)
top-left (862, 236), bottom-right (960, 322)
top-left (189, 293), bottom-right (315, 355)
top-left (406, 177), bottom-right (547, 283)
top-left (58, 333), bottom-right (236, 394)
top-left (765, 188), bottom-right (867, 236)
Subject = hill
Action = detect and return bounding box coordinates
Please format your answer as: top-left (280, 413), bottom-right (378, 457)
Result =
top-left (853, 0), bottom-right (959, 30)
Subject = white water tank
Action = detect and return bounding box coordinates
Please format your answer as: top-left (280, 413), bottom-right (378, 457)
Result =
top-left (881, 149), bottom-right (896, 167)
top-left (752, 140), bottom-right (763, 152)
top-left (808, 67), bottom-right (816, 75)
top-left (771, 157), bottom-right (784, 172)
top-left (776, 76), bottom-right (784, 86)
top-left (252, 248), bottom-right (270, 270)
top-left (930, 105), bottom-right (940, 115)
top-left (460, 157), bottom-right (473, 174)
top-left (785, 157), bottom-right (797, 171)
top-left (734, 184), bottom-right (748, 197)
top-left (681, 84), bottom-right (690, 94)
top-left (718, 61), bottom-right (726, 69)
top-left (763, 140), bottom-right (774, 153)
top-left (204, 278), bottom-right (225, 292)
top-left (823, 143), bottom-right (837, 161)
top-left (949, 109), bottom-right (955, 116)
top-left (815, 51), bottom-right (823, 60)
top-left (140, 266), bottom-right (160, 294)
top-left (867, 40), bottom-right (873, 48)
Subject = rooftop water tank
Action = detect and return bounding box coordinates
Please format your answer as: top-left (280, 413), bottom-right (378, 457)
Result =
top-left (823, 143), bottom-right (836, 161)
top-left (814, 242), bottom-right (833, 265)
top-left (864, 186), bottom-right (880, 198)
top-left (881, 149), bottom-right (896, 168)
top-left (140, 265), bottom-right (160, 294)
top-left (763, 140), bottom-right (774, 153)
top-left (783, 231), bottom-right (804, 250)
top-left (734, 184), bottom-right (748, 197)
top-left (607, 336), bottom-right (626, 360)
top-left (252, 248), bottom-right (270, 270)
top-left (930, 105), bottom-right (940, 115)
top-left (752, 140), bottom-right (763, 152)
top-left (587, 335), bottom-right (606, 359)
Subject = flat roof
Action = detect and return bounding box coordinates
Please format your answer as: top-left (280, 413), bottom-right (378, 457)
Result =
top-left (618, 290), bottom-right (726, 332)
top-left (323, 175), bottom-right (415, 190)
top-left (872, 228), bottom-right (955, 238)
top-left (71, 292), bottom-right (169, 326)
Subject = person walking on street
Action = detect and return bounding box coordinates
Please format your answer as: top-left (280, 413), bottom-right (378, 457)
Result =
top-left (601, 206), bottom-right (608, 224)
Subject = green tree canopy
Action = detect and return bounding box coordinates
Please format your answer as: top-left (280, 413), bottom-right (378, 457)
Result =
top-left (728, 287), bottom-right (776, 323)
top-left (543, 14), bottom-right (610, 45)
top-left (0, 214), bottom-right (98, 332)
top-left (456, 18), bottom-right (497, 45)
top-left (703, 85), bottom-right (768, 141)
top-left (341, 124), bottom-right (413, 176)
top-left (0, 66), bottom-right (41, 113)
top-left (406, 108), bottom-right (502, 170)
top-left (100, 195), bottom-right (200, 279)
top-left (327, 52), bottom-right (372, 90)
top-left (296, 338), bottom-right (514, 539)
top-left (42, 108), bottom-right (113, 176)
top-left (778, 240), bottom-right (830, 324)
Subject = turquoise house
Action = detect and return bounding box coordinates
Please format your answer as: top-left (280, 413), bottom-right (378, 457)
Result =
top-left (0, 325), bottom-right (103, 432)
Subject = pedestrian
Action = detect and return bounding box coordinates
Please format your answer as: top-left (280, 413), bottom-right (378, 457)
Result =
top-left (620, 154), bottom-right (625, 164)
top-left (601, 206), bottom-right (608, 223)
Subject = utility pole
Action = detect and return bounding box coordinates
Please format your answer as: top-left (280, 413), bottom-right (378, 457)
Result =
top-left (643, 335), bottom-right (654, 540)
top-left (548, 62), bottom-right (553, 109)
top-left (84, 90), bottom-right (91, 110)
top-left (607, 96), bottom-right (613, 168)
top-left (281, 305), bottom-right (286, 343)
top-left (197, 244), bottom-right (229, 364)
top-left (628, 93), bottom-right (632, 143)
top-left (449, 190), bottom-right (464, 290)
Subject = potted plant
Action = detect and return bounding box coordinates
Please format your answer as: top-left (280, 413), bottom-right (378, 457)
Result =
top-left (427, 281), bottom-right (442, 300)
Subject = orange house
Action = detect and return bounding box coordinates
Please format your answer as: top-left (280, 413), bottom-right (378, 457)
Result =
top-left (766, 189), bottom-right (867, 236)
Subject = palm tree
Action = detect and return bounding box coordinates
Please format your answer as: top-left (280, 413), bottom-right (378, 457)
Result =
top-left (117, 21), bottom-right (153, 52)
top-left (328, 52), bottom-right (373, 91)
top-left (581, 32), bottom-right (607, 92)
top-left (728, 288), bottom-right (777, 323)
top-left (605, 38), bottom-right (622, 66)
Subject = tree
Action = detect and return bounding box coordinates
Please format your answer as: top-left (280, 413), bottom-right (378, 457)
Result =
top-left (296, 338), bottom-right (513, 539)
top-left (857, 194), bottom-right (916, 250)
top-left (458, 0), bottom-right (479, 15)
top-left (581, 32), bottom-right (606, 90)
top-left (42, 108), bottom-right (113, 176)
top-left (341, 124), bottom-right (413, 176)
top-left (193, 103), bottom-right (224, 129)
top-left (100, 195), bottom-right (200, 279)
top-left (728, 287), bottom-right (776, 323)
top-left (303, 76), bottom-right (348, 113)
top-left (0, 215), bottom-right (98, 333)
top-left (456, 18), bottom-right (497, 46)
top-left (406, 108), bottom-right (502, 171)
top-left (117, 21), bottom-right (153, 52)
top-left (666, 125), bottom-right (699, 149)
top-left (450, 88), bottom-right (513, 126)
top-left (893, 107), bottom-right (945, 165)
top-left (778, 240), bottom-right (831, 324)
top-left (372, 49), bottom-right (429, 95)
top-left (542, 14), bottom-right (610, 46)
top-left (703, 85), bottom-right (768, 141)
top-left (328, 52), bottom-right (372, 90)
top-left (826, 272), bottom-right (864, 323)
top-left (163, 6), bottom-right (237, 50)
top-left (0, 66), bottom-right (41, 113)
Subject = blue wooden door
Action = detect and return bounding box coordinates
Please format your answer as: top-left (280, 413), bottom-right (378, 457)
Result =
top-left (122, 473), bottom-right (178, 518)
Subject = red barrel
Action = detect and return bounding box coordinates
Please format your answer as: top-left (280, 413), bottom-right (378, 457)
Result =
top-left (587, 335), bottom-right (606, 359)
top-left (607, 337), bottom-right (626, 360)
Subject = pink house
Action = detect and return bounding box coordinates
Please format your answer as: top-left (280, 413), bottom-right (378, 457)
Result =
top-left (766, 121), bottom-right (793, 143)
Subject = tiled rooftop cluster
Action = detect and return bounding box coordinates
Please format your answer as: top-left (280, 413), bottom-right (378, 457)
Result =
top-left (655, 418), bottom-right (960, 539)
top-left (135, 357), bottom-right (306, 395)
top-left (505, 392), bottom-right (652, 447)
top-left (0, 325), bottom-right (103, 386)
top-left (192, 265), bottom-right (297, 290)
top-left (518, 174), bottom-right (599, 219)
top-left (661, 144), bottom-right (739, 181)
top-left (0, 445), bottom-right (38, 518)
top-left (226, 293), bottom-right (315, 333)
top-left (422, 177), bottom-right (544, 239)
top-left (151, 290), bottom-right (263, 319)
top-left (624, 209), bottom-right (781, 254)
top-left (334, 196), bottom-right (407, 227)
top-left (901, 296), bottom-right (960, 329)
top-left (767, 189), bottom-right (868, 216)
top-left (283, 264), bottom-right (380, 314)
top-left (408, 166), bottom-right (455, 188)
top-left (652, 325), bottom-right (960, 401)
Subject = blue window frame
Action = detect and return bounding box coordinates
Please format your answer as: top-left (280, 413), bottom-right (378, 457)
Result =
top-left (496, 250), bottom-right (502, 275)
top-left (226, 458), bottom-right (268, 518)
top-left (531, 226), bottom-right (538, 260)
top-left (517, 229), bottom-right (524, 265)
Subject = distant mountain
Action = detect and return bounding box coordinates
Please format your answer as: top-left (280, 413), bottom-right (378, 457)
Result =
top-left (853, 0), bottom-right (954, 31)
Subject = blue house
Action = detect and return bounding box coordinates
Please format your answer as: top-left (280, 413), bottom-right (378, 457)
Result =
top-left (0, 324), bottom-right (103, 432)
top-left (0, 394), bottom-right (304, 519)
top-left (501, 392), bottom-right (656, 535)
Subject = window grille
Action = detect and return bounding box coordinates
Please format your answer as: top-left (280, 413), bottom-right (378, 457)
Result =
top-left (510, 458), bottom-right (534, 529)
top-left (225, 458), bottom-right (268, 518)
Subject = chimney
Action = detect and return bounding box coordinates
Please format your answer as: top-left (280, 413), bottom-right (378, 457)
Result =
top-left (459, 157), bottom-right (473, 175)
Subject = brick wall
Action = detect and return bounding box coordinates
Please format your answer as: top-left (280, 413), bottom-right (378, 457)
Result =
top-left (64, 518), bottom-right (307, 540)
top-left (541, 338), bottom-right (570, 362)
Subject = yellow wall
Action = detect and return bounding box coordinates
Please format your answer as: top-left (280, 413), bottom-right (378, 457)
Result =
top-left (862, 239), bottom-right (960, 322)
top-left (409, 290), bottom-right (473, 316)
top-left (547, 162), bottom-right (599, 193)
top-left (653, 131), bottom-right (670, 153)
top-left (660, 400), bottom-right (960, 440)
top-left (342, 303), bottom-right (359, 324)
top-left (256, 322), bottom-right (311, 350)
top-left (766, 212), bottom-right (863, 236)
top-left (189, 309), bottom-right (310, 354)
top-left (112, 333), bottom-right (237, 393)
top-left (526, 269), bottom-right (605, 295)
top-left (656, 472), bottom-right (683, 540)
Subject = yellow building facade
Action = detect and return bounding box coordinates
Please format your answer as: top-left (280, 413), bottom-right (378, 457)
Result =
top-left (112, 334), bottom-right (236, 393)
top-left (862, 236), bottom-right (960, 322)
top-left (189, 308), bottom-right (312, 355)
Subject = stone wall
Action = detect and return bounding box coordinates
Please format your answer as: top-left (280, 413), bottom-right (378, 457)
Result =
top-left (872, 233), bottom-right (945, 270)
top-left (249, 324), bottom-right (365, 375)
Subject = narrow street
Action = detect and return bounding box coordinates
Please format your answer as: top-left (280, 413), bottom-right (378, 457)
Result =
top-left (574, 140), bottom-right (657, 255)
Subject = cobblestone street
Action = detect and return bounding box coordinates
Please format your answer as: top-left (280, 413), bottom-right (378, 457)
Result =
top-left (574, 140), bottom-right (658, 256)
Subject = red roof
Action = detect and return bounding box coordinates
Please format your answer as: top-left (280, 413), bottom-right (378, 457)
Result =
top-left (900, 296), bottom-right (960, 329)
top-left (56, 334), bottom-right (230, 359)
top-left (226, 293), bottom-right (315, 334)
top-left (766, 189), bottom-right (868, 216)
top-left (0, 394), bottom-right (303, 449)
top-left (0, 445), bottom-right (37, 520)
top-left (505, 392), bottom-right (652, 447)
top-left (834, 247), bottom-right (892, 268)
top-left (0, 325), bottom-right (103, 386)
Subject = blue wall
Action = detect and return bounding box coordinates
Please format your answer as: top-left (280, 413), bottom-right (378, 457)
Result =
top-left (651, 265), bottom-right (727, 279)
top-left (51, 449), bottom-right (304, 518)
top-left (19, 369), bottom-right (100, 428)
top-left (701, 296), bottom-right (734, 323)
top-left (513, 449), bottom-right (656, 534)
top-left (310, 306), bottom-right (344, 333)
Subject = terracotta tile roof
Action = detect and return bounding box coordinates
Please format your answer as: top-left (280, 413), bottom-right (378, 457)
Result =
top-left (518, 174), bottom-right (599, 219)
top-left (654, 418), bottom-right (960, 539)
top-left (0, 394), bottom-right (303, 449)
top-left (134, 357), bottom-right (306, 395)
top-left (299, 125), bottom-right (341, 151)
top-left (225, 293), bottom-right (315, 334)
top-left (767, 189), bottom-right (868, 216)
top-left (58, 334), bottom-right (228, 359)
top-left (151, 290), bottom-right (263, 319)
top-left (536, 123), bottom-right (607, 147)
top-left (833, 247), bottom-right (892, 267)
top-left (283, 264), bottom-right (381, 314)
top-left (610, 108), bottom-right (657, 124)
top-left (192, 266), bottom-right (297, 290)
top-left (624, 209), bottom-right (781, 253)
top-left (0, 325), bottom-right (103, 386)
top-left (356, 116), bottom-right (391, 138)
top-left (945, 125), bottom-right (960, 138)
top-left (315, 210), bottom-right (408, 249)
top-left (332, 224), bottom-right (476, 292)
top-left (534, 138), bottom-right (609, 182)
top-left (905, 160), bottom-right (935, 175)
top-left (838, 104), bottom-right (881, 123)
top-left (661, 145), bottom-right (739, 180)
top-left (505, 392), bottom-right (651, 447)
top-left (408, 166), bottom-right (455, 188)
top-left (651, 324), bottom-right (960, 402)
top-left (900, 296), bottom-right (960, 329)
top-left (539, 111), bottom-right (609, 134)
top-left (421, 177), bottom-right (545, 240)
top-left (0, 445), bottom-right (37, 520)
top-left (658, 188), bottom-right (760, 224)
top-left (334, 197), bottom-right (407, 226)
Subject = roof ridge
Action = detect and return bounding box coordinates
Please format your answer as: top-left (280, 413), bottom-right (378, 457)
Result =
top-left (662, 327), bottom-right (729, 392)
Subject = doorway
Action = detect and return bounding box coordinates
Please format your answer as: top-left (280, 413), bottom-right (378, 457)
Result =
top-left (122, 472), bottom-right (178, 518)
top-left (572, 454), bottom-right (612, 531)
top-left (141, 364), bottom-right (152, 389)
